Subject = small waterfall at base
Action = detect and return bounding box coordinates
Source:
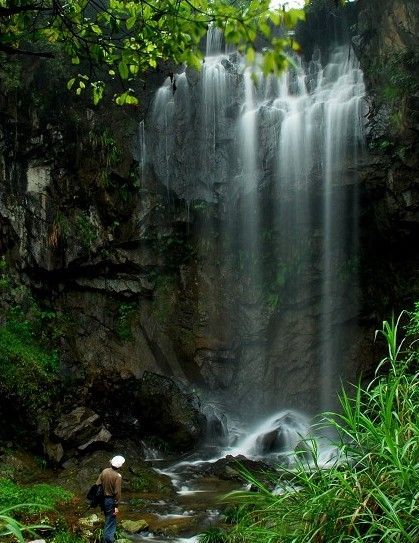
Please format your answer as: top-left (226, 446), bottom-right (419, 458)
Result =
top-left (144, 32), bottom-right (365, 460)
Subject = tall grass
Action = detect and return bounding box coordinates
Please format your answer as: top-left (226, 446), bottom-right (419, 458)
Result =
top-left (0, 479), bottom-right (73, 542)
top-left (219, 310), bottom-right (419, 543)
top-left (0, 505), bottom-right (51, 543)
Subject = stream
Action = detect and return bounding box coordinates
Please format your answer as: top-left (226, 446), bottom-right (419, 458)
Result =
top-left (123, 409), bottom-right (338, 542)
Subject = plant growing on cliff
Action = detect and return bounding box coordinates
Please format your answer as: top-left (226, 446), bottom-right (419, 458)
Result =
top-left (220, 309), bottom-right (419, 542)
top-left (0, 261), bottom-right (62, 413)
top-left (0, 0), bottom-right (306, 105)
top-left (115, 302), bottom-right (137, 341)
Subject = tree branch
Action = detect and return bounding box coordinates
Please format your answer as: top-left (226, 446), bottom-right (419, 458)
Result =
top-left (0, 5), bottom-right (52, 17)
top-left (0, 43), bottom-right (54, 58)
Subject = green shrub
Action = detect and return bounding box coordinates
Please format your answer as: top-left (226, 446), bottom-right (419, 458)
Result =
top-left (224, 310), bottom-right (419, 542)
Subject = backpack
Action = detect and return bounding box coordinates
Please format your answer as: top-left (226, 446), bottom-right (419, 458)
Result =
top-left (86, 483), bottom-right (104, 508)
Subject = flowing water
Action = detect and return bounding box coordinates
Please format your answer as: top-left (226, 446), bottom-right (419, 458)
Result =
top-left (146, 30), bottom-right (365, 414)
top-left (140, 31), bottom-right (365, 539)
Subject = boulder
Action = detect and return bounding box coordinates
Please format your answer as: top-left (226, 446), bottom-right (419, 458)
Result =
top-left (256, 428), bottom-right (286, 454)
top-left (77, 513), bottom-right (102, 541)
top-left (202, 405), bottom-right (228, 446)
top-left (135, 372), bottom-right (206, 451)
top-left (53, 407), bottom-right (111, 452)
top-left (43, 440), bottom-right (64, 463)
top-left (78, 426), bottom-right (112, 452)
top-left (199, 454), bottom-right (273, 482)
top-left (121, 519), bottom-right (149, 533)
top-left (78, 513), bottom-right (101, 528)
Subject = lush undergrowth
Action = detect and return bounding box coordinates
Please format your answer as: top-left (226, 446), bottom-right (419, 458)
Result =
top-left (0, 478), bottom-right (73, 542)
top-left (199, 308), bottom-right (419, 543)
top-left (0, 478), bottom-right (73, 512)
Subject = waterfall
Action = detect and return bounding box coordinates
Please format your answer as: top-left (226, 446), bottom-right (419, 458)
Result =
top-left (146, 41), bottom-right (365, 419)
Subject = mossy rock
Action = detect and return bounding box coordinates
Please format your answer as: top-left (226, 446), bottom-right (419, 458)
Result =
top-left (78, 513), bottom-right (101, 528)
top-left (121, 519), bottom-right (148, 533)
top-left (128, 464), bottom-right (173, 496)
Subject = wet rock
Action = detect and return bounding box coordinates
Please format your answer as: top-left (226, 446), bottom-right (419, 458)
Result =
top-left (202, 405), bottom-right (228, 446)
top-left (128, 464), bottom-right (174, 496)
top-left (135, 372), bottom-right (206, 451)
top-left (199, 455), bottom-right (272, 482)
top-left (256, 428), bottom-right (286, 454)
top-left (77, 513), bottom-right (102, 541)
top-left (121, 519), bottom-right (149, 533)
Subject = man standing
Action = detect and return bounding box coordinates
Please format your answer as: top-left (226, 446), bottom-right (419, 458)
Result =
top-left (96, 455), bottom-right (125, 543)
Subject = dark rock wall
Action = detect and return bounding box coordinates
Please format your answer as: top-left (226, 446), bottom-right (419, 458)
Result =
top-left (0, 0), bottom-right (418, 451)
top-left (354, 0), bottom-right (419, 322)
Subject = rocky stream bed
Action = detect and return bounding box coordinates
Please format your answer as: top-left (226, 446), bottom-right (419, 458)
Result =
top-left (0, 442), bottom-right (279, 542)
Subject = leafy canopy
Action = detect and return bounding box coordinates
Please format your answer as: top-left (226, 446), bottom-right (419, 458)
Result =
top-left (0, 0), bottom-right (305, 104)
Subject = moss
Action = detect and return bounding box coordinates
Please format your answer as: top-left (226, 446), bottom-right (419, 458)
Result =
top-left (150, 274), bottom-right (178, 325)
top-left (129, 466), bottom-right (173, 496)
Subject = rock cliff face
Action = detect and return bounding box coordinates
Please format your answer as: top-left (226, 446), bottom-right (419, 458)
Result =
top-left (0, 1), bottom-right (418, 455)
top-left (354, 0), bottom-right (419, 316)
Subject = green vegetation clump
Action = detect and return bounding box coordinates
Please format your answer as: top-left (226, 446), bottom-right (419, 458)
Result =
top-left (0, 260), bottom-right (63, 411)
top-left (0, 479), bottom-right (73, 542)
top-left (49, 530), bottom-right (85, 543)
top-left (0, 309), bottom-right (59, 410)
top-left (198, 526), bottom-right (229, 543)
top-left (0, 479), bottom-right (72, 514)
top-left (215, 309), bottom-right (419, 543)
top-left (74, 212), bottom-right (99, 252)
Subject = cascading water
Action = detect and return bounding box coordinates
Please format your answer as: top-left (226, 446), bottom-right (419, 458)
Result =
top-left (145, 29), bottom-right (365, 455)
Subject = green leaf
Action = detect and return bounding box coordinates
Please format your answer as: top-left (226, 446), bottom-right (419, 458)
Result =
top-left (115, 93), bottom-right (127, 105)
top-left (246, 47), bottom-right (256, 64)
top-left (126, 16), bottom-right (136, 30)
top-left (118, 62), bottom-right (129, 79)
top-left (91, 24), bottom-right (101, 35)
top-left (67, 78), bottom-right (76, 90)
top-left (125, 95), bottom-right (138, 105)
top-left (71, 56), bottom-right (80, 65)
top-left (92, 84), bottom-right (104, 105)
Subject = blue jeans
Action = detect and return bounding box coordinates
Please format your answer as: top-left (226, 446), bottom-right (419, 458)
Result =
top-left (103, 497), bottom-right (117, 543)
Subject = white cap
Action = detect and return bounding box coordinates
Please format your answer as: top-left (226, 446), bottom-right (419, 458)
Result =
top-left (110, 455), bottom-right (125, 468)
